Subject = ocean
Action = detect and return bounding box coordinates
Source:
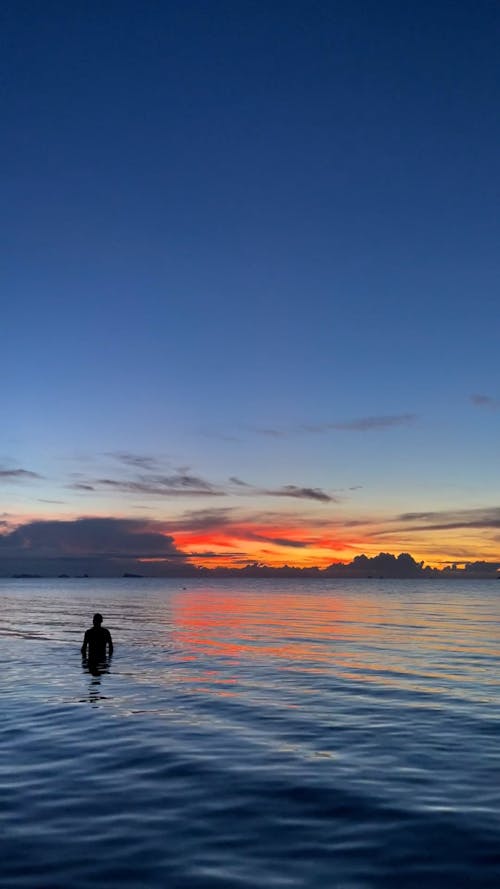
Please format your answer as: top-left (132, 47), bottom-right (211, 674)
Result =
top-left (1, 577), bottom-right (499, 888)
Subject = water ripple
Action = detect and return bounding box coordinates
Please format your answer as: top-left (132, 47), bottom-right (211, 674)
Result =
top-left (1, 578), bottom-right (499, 887)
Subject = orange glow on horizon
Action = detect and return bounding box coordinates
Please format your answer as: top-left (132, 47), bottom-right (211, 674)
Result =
top-left (162, 521), bottom-right (500, 570)
top-left (2, 505), bottom-right (497, 572)
top-left (170, 521), bottom-right (366, 568)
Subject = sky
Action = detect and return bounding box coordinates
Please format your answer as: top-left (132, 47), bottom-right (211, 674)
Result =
top-left (2, 0), bottom-right (500, 573)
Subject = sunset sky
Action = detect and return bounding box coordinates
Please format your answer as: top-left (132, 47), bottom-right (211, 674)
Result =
top-left (2, 1), bottom-right (499, 573)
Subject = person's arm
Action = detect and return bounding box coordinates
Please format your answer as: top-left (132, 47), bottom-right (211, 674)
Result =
top-left (107, 630), bottom-right (114, 657)
top-left (81, 630), bottom-right (88, 657)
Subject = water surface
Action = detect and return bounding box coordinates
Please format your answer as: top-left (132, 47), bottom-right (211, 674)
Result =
top-left (1, 578), bottom-right (499, 887)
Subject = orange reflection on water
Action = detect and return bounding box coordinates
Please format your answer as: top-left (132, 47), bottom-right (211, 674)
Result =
top-left (170, 586), bottom-right (392, 671)
top-left (169, 585), bottom-right (497, 696)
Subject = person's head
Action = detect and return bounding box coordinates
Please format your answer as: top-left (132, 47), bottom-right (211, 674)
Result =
top-left (93, 613), bottom-right (103, 627)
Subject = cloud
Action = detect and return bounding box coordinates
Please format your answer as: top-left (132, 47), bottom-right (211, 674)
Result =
top-left (72, 471), bottom-right (340, 506)
top-left (0, 517), bottom-right (187, 576)
top-left (106, 452), bottom-right (161, 469)
top-left (182, 550), bottom-right (247, 559)
top-left (164, 507), bottom-right (341, 558)
top-left (250, 535), bottom-right (309, 548)
top-left (408, 520), bottom-right (500, 533)
top-left (398, 507), bottom-right (500, 525)
top-left (0, 467), bottom-right (43, 481)
top-left (372, 507), bottom-right (500, 534)
top-left (0, 517), bottom-right (181, 557)
top-left (99, 474), bottom-right (223, 497)
top-left (254, 415), bottom-right (417, 438)
top-left (304, 414), bottom-right (417, 432)
top-left (168, 508), bottom-right (235, 531)
top-left (255, 427), bottom-right (288, 438)
top-left (198, 428), bottom-right (241, 443)
top-left (68, 473), bottom-right (223, 498)
top-left (470, 394), bottom-right (500, 410)
top-left (264, 485), bottom-right (335, 503)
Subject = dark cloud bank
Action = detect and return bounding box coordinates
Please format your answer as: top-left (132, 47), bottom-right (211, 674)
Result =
top-left (1, 517), bottom-right (498, 578)
top-left (0, 518), bottom-right (186, 577)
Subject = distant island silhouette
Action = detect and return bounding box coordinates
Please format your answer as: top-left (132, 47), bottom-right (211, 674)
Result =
top-left (5, 552), bottom-right (500, 579)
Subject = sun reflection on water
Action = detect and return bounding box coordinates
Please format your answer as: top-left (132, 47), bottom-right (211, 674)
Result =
top-left (167, 584), bottom-right (499, 704)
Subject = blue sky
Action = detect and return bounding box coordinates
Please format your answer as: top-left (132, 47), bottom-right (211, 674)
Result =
top-left (2, 0), bottom-right (499, 570)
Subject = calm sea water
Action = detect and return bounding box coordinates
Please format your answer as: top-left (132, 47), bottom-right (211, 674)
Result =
top-left (1, 578), bottom-right (499, 888)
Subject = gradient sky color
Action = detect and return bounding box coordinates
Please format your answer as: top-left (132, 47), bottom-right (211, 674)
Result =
top-left (2, 1), bottom-right (500, 571)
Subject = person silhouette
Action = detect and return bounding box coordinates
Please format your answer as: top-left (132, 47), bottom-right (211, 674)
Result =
top-left (81, 613), bottom-right (113, 663)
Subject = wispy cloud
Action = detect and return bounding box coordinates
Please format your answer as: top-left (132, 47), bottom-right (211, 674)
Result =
top-left (199, 429), bottom-right (241, 443)
top-left (168, 508), bottom-right (235, 531)
top-left (68, 472), bottom-right (223, 498)
top-left (399, 507), bottom-right (500, 525)
top-left (249, 535), bottom-right (310, 548)
top-left (0, 467), bottom-right (43, 481)
top-left (256, 427), bottom-right (288, 438)
top-left (67, 467), bottom-right (340, 505)
top-left (182, 550), bottom-right (247, 559)
top-left (371, 506), bottom-right (500, 534)
top-left (106, 452), bottom-right (161, 469)
top-left (99, 474), bottom-right (222, 497)
top-left (302, 414), bottom-right (417, 432)
top-left (470, 394), bottom-right (500, 410)
top-left (264, 485), bottom-right (335, 503)
top-left (254, 414), bottom-right (417, 438)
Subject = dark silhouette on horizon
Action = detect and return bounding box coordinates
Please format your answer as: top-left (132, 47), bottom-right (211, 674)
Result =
top-left (81, 613), bottom-right (113, 669)
top-left (4, 550), bottom-right (500, 579)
